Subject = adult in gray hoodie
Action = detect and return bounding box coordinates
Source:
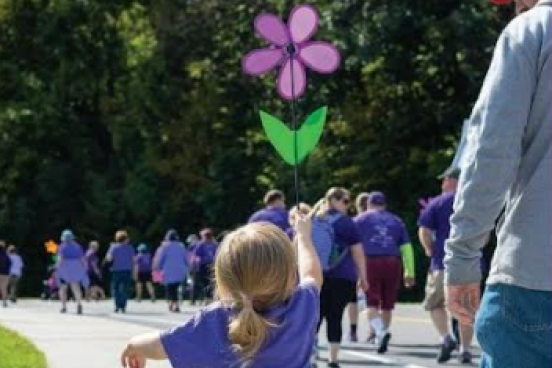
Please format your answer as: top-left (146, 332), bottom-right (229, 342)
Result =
top-left (444, 1), bottom-right (552, 367)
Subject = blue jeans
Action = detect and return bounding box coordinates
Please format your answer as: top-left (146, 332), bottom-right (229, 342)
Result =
top-left (476, 283), bottom-right (552, 368)
top-left (111, 271), bottom-right (132, 310)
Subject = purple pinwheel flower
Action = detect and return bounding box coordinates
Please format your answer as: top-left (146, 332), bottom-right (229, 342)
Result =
top-left (242, 4), bottom-right (341, 101)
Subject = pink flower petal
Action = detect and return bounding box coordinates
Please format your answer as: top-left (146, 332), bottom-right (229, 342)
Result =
top-left (298, 41), bottom-right (340, 74)
top-left (242, 48), bottom-right (283, 75)
top-left (277, 58), bottom-right (306, 100)
top-left (254, 13), bottom-right (290, 47)
top-left (288, 5), bottom-right (319, 44)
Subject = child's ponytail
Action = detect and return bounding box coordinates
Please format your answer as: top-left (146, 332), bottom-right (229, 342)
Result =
top-left (229, 295), bottom-right (275, 366)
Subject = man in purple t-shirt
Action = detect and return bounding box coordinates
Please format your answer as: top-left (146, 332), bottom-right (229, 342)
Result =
top-left (248, 189), bottom-right (290, 232)
top-left (418, 167), bottom-right (473, 364)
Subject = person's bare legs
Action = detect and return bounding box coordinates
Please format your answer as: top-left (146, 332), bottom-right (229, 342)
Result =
top-left (382, 310), bottom-right (392, 330)
top-left (348, 302), bottom-right (359, 341)
top-left (329, 343), bottom-right (340, 363)
top-left (0, 276), bottom-right (9, 306)
top-left (135, 282), bottom-right (143, 302)
top-left (459, 323), bottom-right (474, 352)
top-left (59, 284), bottom-right (68, 312)
top-left (70, 283), bottom-right (83, 314)
top-left (146, 282), bottom-right (155, 301)
top-left (430, 307), bottom-right (450, 338)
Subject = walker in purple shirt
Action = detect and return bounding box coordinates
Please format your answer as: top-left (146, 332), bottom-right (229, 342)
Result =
top-left (324, 210), bottom-right (361, 282)
top-left (160, 281), bottom-right (319, 368)
top-left (248, 206), bottom-right (290, 232)
top-left (355, 210), bottom-right (410, 257)
top-left (57, 241), bottom-right (88, 285)
top-left (135, 253), bottom-right (152, 273)
top-left (107, 242), bottom-right (135, 272)
top-left (193, 241), bottom-right (218, 267)
top-left (418, 191), bottom-right (455, 271)
top-left (155, 241), bottom-right (188, 285)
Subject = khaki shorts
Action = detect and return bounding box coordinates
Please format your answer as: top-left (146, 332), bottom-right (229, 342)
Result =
top-left (423, 270), bottom-right (445, 311)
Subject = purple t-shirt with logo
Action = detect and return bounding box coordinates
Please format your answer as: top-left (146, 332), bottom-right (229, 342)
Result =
top-left (135, 253), bottom-right (152, 273)
top-left (418, 191), bottom-right (455, 271)
top-left (355, 210), bottom-right (410, 257)
top-left (324, 210), bottom-right (361, 282)
top-left (248, 206), bottom-right (290, 232)
top-left (160, 281), bottom-right (319, 368)
top-left (193, 241), bottom-right (218, 267)
top-left (107, 242), bottom-right (135, 272)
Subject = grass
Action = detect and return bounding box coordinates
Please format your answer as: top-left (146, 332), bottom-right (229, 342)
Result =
top-left (0, 324), bottom-right (48, 368)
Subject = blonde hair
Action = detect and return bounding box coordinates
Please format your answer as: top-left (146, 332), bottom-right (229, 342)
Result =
top-left (215, 223), bottom-right (298, 365)
top-left (312, 187), bottom-right (351, 218)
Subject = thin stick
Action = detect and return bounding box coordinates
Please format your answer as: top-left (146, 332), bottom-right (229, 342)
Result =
top-left (290, 56), bottom-right (300, 206)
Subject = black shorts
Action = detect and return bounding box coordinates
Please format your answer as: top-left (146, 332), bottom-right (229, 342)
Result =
top-left (137, 272), bottom-right (152, 283)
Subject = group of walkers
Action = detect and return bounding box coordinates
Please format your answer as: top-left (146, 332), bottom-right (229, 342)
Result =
top-left (246, 181), bottom-right (468, 367)
top-left (41, 227), bottom-right (219, 315)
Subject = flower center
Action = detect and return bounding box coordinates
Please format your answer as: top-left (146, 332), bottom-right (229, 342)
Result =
top-left (284, 42), bottom-right (298, 57)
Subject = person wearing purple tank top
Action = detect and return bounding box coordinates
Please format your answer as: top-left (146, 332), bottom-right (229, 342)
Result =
top-left (121, 217), bottom-right (323, 368)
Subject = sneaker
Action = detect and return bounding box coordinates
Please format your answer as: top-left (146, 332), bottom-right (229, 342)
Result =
top-left (60, 307), bottom-right (67, 313)
top-left (459, 351), bottom-right (473, 365)
top-left (366, 333), bottom-right (377, 345)
top-left (328, 363), bottom-right (341, 368)
top-left (348, 330), bottom-right (358, 342)
top-left (437, 335), bottom-right (458, 363)
top-left (2, 301), bottom-right (8, 308)
top-left (77, 304), bottom-right (83, 315)
top-left (377, 332), bottom-right (391, 354)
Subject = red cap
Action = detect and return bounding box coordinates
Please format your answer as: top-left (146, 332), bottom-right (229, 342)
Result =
top-left (489, 0), bottom-right (512, 5)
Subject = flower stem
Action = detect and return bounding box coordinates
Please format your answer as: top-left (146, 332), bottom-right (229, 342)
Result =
top-left (290, 57), bottom-right (300, 206)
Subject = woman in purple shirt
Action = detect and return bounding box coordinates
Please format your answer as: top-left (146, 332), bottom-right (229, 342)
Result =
top-left (134, 243), bottom-right (155, 302)
top-left (105, 230), bottom-right (135, 313)
top-left (56, 230), bottom-right (87, 314)
top-left (154, 230), bottom-right (187, 313)
top-left (191, 228), bottom-right (218, 304)
top-left (121, 217), bottom-right (323, 368)
top-left (85, 241), bottom-right (106, 301)
top-left (313, 187), bottom-right (367, 368)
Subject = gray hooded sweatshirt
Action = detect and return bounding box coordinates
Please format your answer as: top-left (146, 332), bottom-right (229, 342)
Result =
top-left (445, 1), bottom-right (552, 291)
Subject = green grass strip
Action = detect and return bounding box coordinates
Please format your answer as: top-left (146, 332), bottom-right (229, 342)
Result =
top-left (0, 324), bottom-right (48, 368)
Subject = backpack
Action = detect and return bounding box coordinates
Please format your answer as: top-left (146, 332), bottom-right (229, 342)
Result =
top-left (311, 212), bottom-right (348, 270)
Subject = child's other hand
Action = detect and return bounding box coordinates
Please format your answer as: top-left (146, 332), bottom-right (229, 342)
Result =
top-left (121, 344), bottom-right (146, 368)
top-left (294, 214), bottom-right (312, 239)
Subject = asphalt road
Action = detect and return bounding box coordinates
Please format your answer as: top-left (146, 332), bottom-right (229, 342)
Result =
top-left (2, 299), bottom-right (480, 368)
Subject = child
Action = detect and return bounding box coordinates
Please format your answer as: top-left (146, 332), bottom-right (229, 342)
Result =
top-left (121, 216), bottom-right (322, 368)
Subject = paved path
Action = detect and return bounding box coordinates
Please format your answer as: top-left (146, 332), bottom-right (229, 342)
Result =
top-left (0, 300), bottom-right (479, 368)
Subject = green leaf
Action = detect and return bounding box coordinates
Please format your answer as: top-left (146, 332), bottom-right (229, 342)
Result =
top-left (297, 106), bottom-right (327, 162)
top-left (259, 110), bottom-right (296, 165)
top-left (260, 107), bottom-right (328, 166)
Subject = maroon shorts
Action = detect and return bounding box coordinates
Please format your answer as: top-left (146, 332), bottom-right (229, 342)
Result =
top-left (365, 256), bottom-right (402, 310)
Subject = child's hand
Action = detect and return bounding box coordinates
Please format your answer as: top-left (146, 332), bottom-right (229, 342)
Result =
top-left (294, 214), bottom-right (312, 239)
top-left (121, 344), bottom-right (146, 368)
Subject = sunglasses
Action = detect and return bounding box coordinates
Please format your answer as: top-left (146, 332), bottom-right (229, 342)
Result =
top-left (342, 198), bottom-right (351, 205)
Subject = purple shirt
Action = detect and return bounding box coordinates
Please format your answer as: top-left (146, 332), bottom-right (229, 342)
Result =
top-left (248, 206), bottom-right (290, 232)
top-left (418, 191), bottom-right (455, 271)
top-left (59, 241), bottom-right (85, 260)
top-left (193, 241), bottom-right (218, 267)
top-left (161, 281), bottom-right (319, 368)
top-left (155, 241), bottom-right (188, 285)
top-left (85, 249), bottom-right (100, 276)
top-left (135, 253), bottom-right (152, 273)
top-left (324, 210), bottom-right (361, 282)
top-left (107, 242), bottom-right (135, 272)
top-left (355, 210), bottom-right (410, 257)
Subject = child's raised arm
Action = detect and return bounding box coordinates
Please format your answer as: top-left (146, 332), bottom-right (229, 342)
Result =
top-left (294, 215), bottom-right (323, 290)
top-left (121, 331), bottom-right (167, 368)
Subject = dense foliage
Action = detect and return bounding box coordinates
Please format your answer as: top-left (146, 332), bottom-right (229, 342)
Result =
top-left (0, 0), bottom-right (511, 295)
